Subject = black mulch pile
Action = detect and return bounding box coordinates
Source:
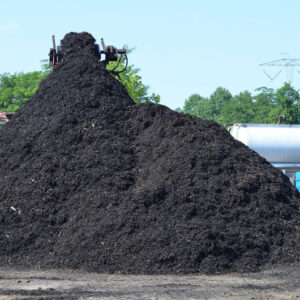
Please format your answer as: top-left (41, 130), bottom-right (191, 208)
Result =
top-left (0, 32), bottom-right (299, 274)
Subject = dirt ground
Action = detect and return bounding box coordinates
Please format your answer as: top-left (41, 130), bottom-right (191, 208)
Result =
top-left (0, 266), bottom-right (299, 299)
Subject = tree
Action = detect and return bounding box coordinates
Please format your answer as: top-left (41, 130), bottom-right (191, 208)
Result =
top-left (181, 83), bottom-right (300, 125)
top-left (0, 69), bottom-right (49, 112)
top-left (267, 83), bottom-right (299, 124)
top-left (107, 48), bottom-right (160, 104)
top-left (209, 87), bottom-right (232, 122)
top-left (181, 88), bottom-right (232, 123)
top-left (219, 91), bottom-right (255, 124)
top-left (252, 87), bottom-right (274, 123)
top-left (182, 94), bottom-right (214, 120)
top-left (183, 94), bottom-right (204, 116)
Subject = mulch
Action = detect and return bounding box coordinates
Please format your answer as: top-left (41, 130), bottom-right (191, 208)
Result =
top-left (0, 32), bottom-right (299, 274)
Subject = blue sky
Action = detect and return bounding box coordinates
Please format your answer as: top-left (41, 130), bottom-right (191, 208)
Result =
top-left (1, 0), bottom-right (300, 109)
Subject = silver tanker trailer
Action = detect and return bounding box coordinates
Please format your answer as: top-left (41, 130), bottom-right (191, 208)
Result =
top-left (230, 123), bottom-right (300, 187)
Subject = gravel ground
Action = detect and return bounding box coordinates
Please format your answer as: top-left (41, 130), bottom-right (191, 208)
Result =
top-left (0, 266), bottom-right (299, 299)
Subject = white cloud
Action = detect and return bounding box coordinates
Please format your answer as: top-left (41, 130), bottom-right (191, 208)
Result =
top-left (0, 22), bottom-right (20, 33)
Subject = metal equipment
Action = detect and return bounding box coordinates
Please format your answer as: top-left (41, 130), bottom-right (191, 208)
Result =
top-left (230, 123), bottom-right (300, 185)
top-left (259, 54), bottom-right (300, 84)
top-left (48, 35), bottom-right (128, 75)
top-left (48, 35), bottom-right (61, 69)
top-left (0, 112), bottom-right (9, 127)
top-left (0, 112), bottom-right (14, 127)
top-left (100, 38), bottom-right (128, 75)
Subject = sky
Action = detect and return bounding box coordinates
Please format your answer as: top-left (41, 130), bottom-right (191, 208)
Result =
top-left (1, 0), bottom-right (300, 110)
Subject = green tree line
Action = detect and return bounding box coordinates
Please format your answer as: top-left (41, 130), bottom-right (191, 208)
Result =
top-left (0, 54), bottom-right (160, 112)
top-left (0, 66), bottom-right (50, 112)
top-left (2, 55), bottom-right (300, 125)
top-left (177, 84), bottom-right (300, 124)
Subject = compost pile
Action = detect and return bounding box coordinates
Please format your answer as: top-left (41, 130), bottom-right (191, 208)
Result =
top-left (0, 32), bottom-right (299, 274)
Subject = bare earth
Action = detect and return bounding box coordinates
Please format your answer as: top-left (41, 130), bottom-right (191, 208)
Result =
top-left (0, 266), bottom-right (299, 299)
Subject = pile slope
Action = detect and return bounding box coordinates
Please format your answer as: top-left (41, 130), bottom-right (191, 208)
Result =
top-left (0, 32), bottom-right (299, 274)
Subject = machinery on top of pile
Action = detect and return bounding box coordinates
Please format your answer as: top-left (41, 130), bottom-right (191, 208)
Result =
top-left (49, 35), bottom-right (128, 75)
top-left (0, 112), bottom-right (14, 127)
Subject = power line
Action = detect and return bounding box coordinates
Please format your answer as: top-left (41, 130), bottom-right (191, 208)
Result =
top-left (259, 54), bottom-right (300, 83)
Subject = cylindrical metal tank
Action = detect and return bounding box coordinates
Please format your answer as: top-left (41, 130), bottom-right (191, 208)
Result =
top-left (230, 124), bottom-right (300, 168)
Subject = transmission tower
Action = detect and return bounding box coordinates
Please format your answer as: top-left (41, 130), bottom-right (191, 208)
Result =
top-left (259, 53), bottom-right (300, 84)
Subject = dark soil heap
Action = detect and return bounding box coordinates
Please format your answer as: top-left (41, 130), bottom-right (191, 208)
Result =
top-left (0, 32), bottom-right (299, 274)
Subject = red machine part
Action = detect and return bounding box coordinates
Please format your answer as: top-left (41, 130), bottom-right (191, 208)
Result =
top-left (0, 112), bottom-right (9, 123)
